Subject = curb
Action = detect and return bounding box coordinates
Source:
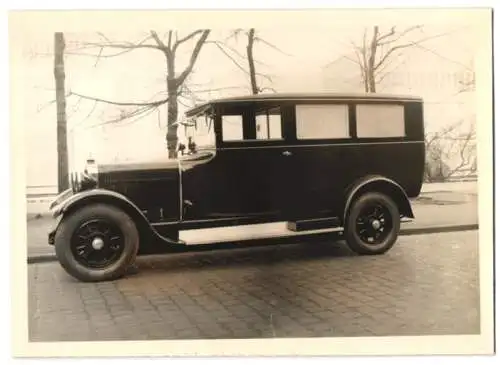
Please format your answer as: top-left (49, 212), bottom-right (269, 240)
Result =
top-left (27, 254), bottom-right (58, 265)
top-left (26, 223), bottom-right (479, 265)
top-left (400, 224), bottom-right (479, 236)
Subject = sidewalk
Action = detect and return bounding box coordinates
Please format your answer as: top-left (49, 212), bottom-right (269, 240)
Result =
top-left (420, 180), bottom-right (477, 195)
top-left (25, 184), bottom-right (478, 264)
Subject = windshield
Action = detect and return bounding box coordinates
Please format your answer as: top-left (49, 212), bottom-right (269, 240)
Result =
top-left (180, 112), bottom-right (216, 152)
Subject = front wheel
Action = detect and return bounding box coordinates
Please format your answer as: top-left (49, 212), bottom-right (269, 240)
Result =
top-left (344, 192), bottom-right (400, 255)
top-left (54, 203), bottom-right (139, 282)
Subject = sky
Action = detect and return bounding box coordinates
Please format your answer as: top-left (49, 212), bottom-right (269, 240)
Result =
top-left (11, 10), bottom-right (485, 190)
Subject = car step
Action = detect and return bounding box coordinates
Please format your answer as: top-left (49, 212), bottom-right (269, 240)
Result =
top-left (287, 217), bottom-right (341, 232)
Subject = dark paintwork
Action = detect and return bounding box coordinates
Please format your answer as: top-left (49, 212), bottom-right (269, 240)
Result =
top-left (49, 92), bottom-right (425, 247)
top-left (96, 160), bottom-right (180, 222)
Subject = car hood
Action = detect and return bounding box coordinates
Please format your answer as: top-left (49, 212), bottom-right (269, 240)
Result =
top-left (97, 160), bottom-right (179, 174)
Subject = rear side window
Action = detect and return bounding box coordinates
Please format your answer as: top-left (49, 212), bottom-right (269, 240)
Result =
top-left (356, 104), bottom-right (405, 138)
top-left (295, 104), bottom-right (349, 139)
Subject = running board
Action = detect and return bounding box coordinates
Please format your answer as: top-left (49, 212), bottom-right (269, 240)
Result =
top-left (154, 225), bottom-right (186, 245)
top-left (287, 217), bottom-right (341, 232)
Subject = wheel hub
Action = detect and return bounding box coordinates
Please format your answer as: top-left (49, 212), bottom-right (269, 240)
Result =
top-left (91, 237), bottom-right (105, 250)
top-left (371, 219), bottom-right (381, 230)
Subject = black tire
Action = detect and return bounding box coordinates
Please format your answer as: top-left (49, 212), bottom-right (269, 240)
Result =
top-left (54, 203), bottom-right (139, 282)
top-left (344, 192), bottom-right (400, 255)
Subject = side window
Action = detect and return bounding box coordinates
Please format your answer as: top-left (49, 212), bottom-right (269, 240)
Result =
top-left (295, 104), bottom-right (349, 139)
top-left (222, 115), bottom-right (243, 141)
top-left (256, 107), bottom-right (282, 140)
top-left (356, 104), bottom-right (405, 138)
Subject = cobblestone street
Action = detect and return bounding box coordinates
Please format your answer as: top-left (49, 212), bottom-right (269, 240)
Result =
top-left (28, 230), bottom-right (480, 342)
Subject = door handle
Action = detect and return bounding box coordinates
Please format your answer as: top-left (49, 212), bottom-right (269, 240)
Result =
top-left (282, 150), bottom-right (292, 156)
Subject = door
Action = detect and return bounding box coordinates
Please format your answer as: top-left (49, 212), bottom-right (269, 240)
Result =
top-left (181, 104), bottom-right (289, 221)
top-left (211, 105), bottom-right (288, 218)
top-left (275, 102), bottom-right (352, 220)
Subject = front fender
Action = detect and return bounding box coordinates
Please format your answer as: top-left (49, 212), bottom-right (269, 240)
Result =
top-left (51, 188), bottom-right (143, 218)
top-left (343, 175), bottom-right (414, 223)
top-left (50, 188), bottom-right (182, 247)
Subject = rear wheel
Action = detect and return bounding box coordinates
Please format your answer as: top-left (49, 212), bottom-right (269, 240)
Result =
top-left (344, 192), bottom-right (400, 255)
top-left (54, 203), bottom-right (139, 282)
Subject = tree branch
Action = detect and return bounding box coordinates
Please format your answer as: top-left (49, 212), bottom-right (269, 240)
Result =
top-left (415, 43), bottom-right (474, 71)
top-left (374, 42), bottom-right (417, 71)
top-left (259, 86), bottom-right (277, 93)
top-left (213, 40), bottom-right (268, 68)
top-left (79, 41), bottom-right (160, 51)
top-left (68, 91), bottom-right (169, 107)
top-left (352, 49), bottom-right (366, 81)
top-left (66, 35), bottom-right (156, 62)
top-left (173, 30), bottom-right (204, 53)
top-left (187, 86), bottom-right (248, 93)
top-left (376, 26), bottom-right (396, 43)
top-left (168, 31), bottom-right (173, 49)
top-left (377, 25), bottom-right (423, 45)
top-left (256, 72), bottom-right (273, 83)
top-left (149, 30), bottom-right (166, 49)
top-left (254, 36), bottom-right (292, 56)
top-left (176, 30), bottom-right (211, 86)
top-left (96, 32), bottom-right (113, 44)
top-left (374, 29), bottom-right (463, 71)
top-left (93, 104), bottom-right (159, 129)
top-left (225, 28), bottom-right (246, 42)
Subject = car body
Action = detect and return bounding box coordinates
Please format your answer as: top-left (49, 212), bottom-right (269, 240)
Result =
top-left (48, 92), bottom-right (425, 282)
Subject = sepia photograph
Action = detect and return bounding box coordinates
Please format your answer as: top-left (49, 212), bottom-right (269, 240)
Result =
top-left (8, 7), bottom-right (494, 358)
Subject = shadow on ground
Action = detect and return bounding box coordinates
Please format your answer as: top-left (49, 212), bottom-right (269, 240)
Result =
top-left (134, 238), bottom-right (357, 275)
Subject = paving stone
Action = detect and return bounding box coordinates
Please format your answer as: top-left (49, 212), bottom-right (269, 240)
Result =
top-left (28, 231), bottom-right (480, 341)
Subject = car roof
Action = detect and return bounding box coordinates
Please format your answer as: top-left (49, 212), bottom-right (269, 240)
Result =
top-left (185, 92), bottom-right (423, 116)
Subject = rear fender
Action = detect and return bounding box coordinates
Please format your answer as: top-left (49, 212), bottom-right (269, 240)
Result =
top-left (343, 175), bottom-right (414, 224)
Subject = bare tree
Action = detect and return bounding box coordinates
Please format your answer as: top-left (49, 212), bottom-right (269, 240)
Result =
top-left (67, 30), bottom-right (211, 158)
top-left (329, 25), bottom-right (461, 93)
top-left (423, 58), bottom-right (477, 182)
top-left (457, 59), bottom-right (476, 93)
top-left (209, 29), bottom-right (287, 94)
top-left (424, 119), bottom-right (476, 182)
top-left (246, 28), bottom-right (258, 94)
top-left (325, 25), bottom-right (471, 94)
top-left (54, 32), bottom-right (69, 192)
top-left (345, 25), bottom-right (430, 92)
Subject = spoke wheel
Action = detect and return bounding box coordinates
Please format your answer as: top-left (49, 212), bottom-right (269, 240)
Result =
top-left (345, 192), bottom-right (400, 255)
top-left (355, 203), bottom-right (393, 245)
top-left (70, 219), bottom-right (125, 269)
top-left (54, 203), bottom-right (140, 282)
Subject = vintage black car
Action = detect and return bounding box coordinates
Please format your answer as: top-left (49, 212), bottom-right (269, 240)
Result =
top-left (48, 92), bottom-right (425, 282)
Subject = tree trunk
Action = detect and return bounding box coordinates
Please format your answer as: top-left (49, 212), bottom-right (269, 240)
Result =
top-left (368, 74), bottom-right (377, 92)
top-left (166, 78), bottom-right (178, 159)
top-left (367, 26), bottom-right (379, 93)
top-left (362, 74), bottom-right (369, 92)
top-left (54, 32), bottom-right (69, 192)
top-left (247, 29), bottom-right (258, 95)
